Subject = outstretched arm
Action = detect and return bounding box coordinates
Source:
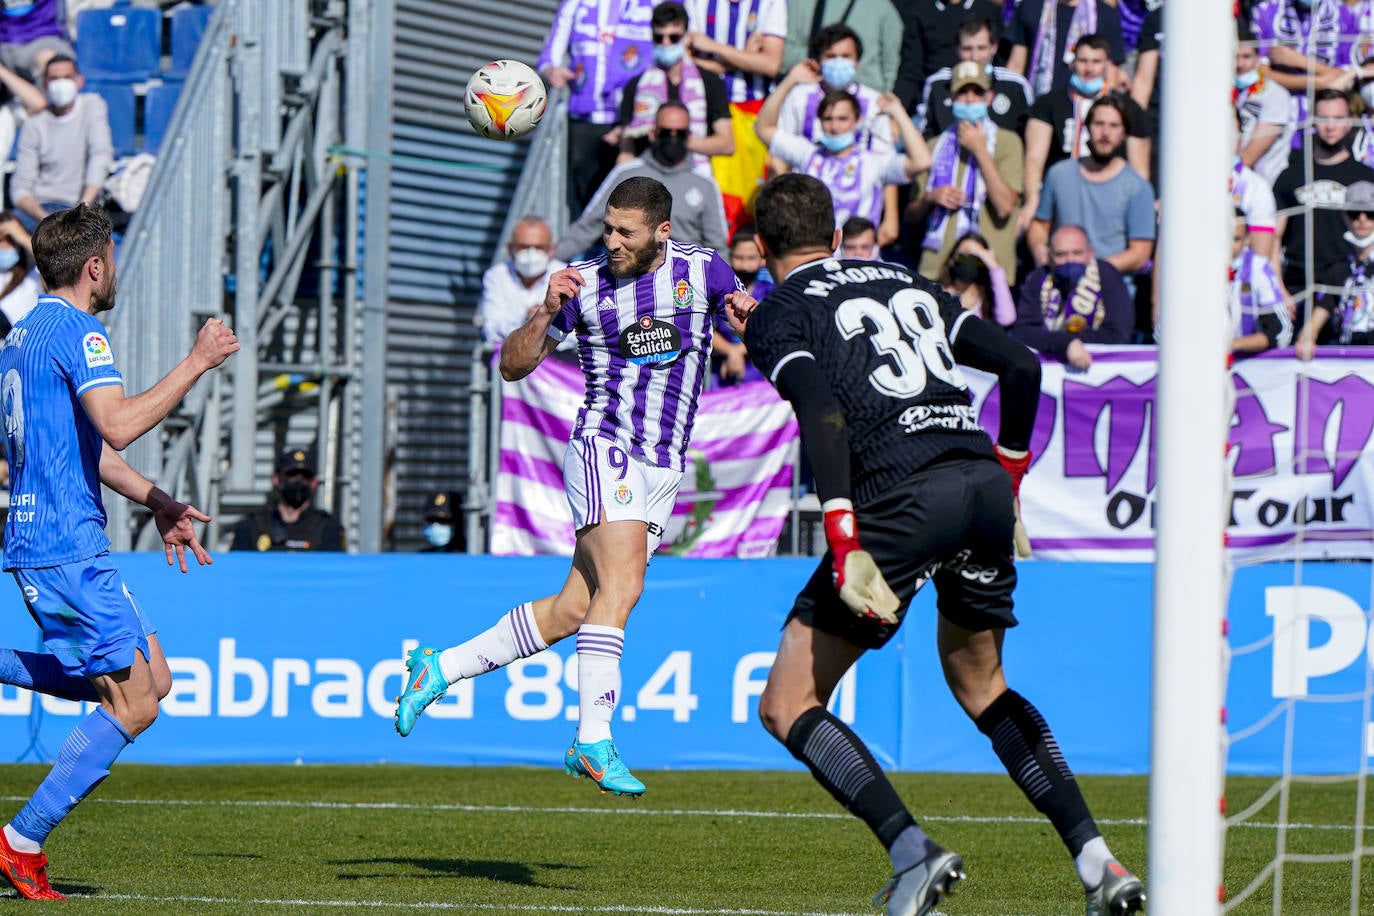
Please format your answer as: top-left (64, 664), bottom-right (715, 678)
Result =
top-left (82, 317), bottom-right (239, 450)
top-left (99, 443), bottom-right (213, 572)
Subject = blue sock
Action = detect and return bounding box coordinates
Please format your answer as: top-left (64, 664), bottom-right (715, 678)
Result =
top-left (0, 649), bottom-right (98, 703)
top-left (11, 707), bottom-right (132, 846)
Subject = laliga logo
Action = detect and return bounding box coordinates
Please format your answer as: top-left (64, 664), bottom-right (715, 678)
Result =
top-left (1268, 586), bottom-right (1373, 699)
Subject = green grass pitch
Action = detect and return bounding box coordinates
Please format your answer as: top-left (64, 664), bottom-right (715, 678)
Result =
top-left (0, 764), bottom-right (1365, 914)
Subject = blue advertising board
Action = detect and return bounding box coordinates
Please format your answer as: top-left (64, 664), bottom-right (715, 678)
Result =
top-left (0, 555), bottom-right (1364, 776)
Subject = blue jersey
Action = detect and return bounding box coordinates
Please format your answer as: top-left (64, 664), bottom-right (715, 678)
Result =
top-left (0, 295), bottom-right (123, 569)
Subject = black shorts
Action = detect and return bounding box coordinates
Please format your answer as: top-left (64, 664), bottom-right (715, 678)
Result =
top-left (788, 455), bottom-right (1019, 650)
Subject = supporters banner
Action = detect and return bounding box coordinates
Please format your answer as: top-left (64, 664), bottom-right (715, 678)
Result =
top-left (492, 355), bottom-right (797, 558)
top-left (968, 348), bottom-right (1374, 562)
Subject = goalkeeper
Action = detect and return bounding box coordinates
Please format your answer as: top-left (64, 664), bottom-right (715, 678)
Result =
top-left (740, 173), bottom-right (1144, 916)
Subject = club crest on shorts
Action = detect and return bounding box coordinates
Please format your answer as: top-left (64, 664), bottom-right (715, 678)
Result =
top-left (673, 279), bottom-right (694, 306)
top-left (614, 483), bottom-right (633, 505)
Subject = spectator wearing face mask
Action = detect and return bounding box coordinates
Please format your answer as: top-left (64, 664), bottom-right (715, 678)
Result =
top-left (1235, 19), bottom-right (1295, 185)
top-left (9, 54), bottom-right (111, 233)
top-left (939, 231), bottom-right (1016, 328)
top-left (0, 212), bottom-right (39, 337)
top-left (1296, 180), bottom-right (1374, 355)
top-left (230, 449), bottom-right (346, 552)
top-left (617, 1), bottom-right (734, 178)
top-left (479, 216), bottom-right (571, 350)
top-left (909, 60), bottom-right (1023, 284)
top-left (758, 65), bottom-right (930, 242)
top-left (1012, 224), bottom-right (1133, 370)
top-left (557, 101), bottom-right (731, 260)
top-left (419, 491), bottom-right (466, 553)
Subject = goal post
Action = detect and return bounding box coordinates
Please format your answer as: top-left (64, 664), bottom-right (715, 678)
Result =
top-left (1150, 1), bottom-right (1236, 912)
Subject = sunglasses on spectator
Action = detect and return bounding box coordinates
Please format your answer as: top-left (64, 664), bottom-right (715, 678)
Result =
top-left (653, 31), bottom-right (685, 44)
top-left (656, 127), bottom-right (690, 138)
top-left (1352, 210), bottom-right (1374, 220)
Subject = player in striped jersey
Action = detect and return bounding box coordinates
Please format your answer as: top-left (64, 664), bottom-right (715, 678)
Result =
top-left (0, 205), bottom-right (238, 898)
top-left (396, 177), bottom-right (754, 797)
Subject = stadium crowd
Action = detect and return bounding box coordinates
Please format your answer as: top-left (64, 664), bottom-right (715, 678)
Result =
top-left (477, 0), bottom-right (1374, 371)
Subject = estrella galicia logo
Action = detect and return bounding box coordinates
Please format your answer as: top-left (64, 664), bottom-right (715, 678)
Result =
top-left (619, 315), bottom-right (682, 365)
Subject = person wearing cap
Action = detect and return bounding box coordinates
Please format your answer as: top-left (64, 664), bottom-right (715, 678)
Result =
top-left (419, 490), bottom-right (465, 553)
top-left (477, 216), bottom-right (569, 350)
top-left (915, 15), bottom-right (1033, 139)
top-left (908, 59), bottom-right (1023, 283)
top-left (229, 447), bottom-right (345, 552)
top-left (1296, 181), bottom-right (1374, 356)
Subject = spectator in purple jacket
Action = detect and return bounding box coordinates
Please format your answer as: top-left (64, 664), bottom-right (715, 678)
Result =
top-left (539, 0), bottom-right (656, 214)
top-left (0, 0), bottom-right (71, 83)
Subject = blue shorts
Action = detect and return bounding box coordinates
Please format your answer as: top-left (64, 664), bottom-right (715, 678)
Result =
top-left (12, 553), bottom-right (155, 678)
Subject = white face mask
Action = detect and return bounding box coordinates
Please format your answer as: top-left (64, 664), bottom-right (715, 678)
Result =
top-left (1344, 229), bottom-right (1374, 249)
top-left (46, 78), bottom-right (78, 109)
top-left (512, 246), bottom-right (550, 278)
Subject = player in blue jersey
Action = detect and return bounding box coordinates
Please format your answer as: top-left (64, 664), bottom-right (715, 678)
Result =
top-left (395, 177), bottom-right (755, 797)
top-left (740, 174), bottom-right (1143, 916)
top-left (0, 205), bottom-right (238, 899)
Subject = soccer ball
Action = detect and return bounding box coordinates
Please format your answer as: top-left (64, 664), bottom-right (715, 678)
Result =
top-left (465, 60), bottom-right (547, 141)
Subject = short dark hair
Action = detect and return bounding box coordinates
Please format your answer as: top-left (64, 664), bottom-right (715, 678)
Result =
top-left (1085, 94), bottom-right (1133, 135)
top-left (32, 204), bottom-right (112, 290)
top-left (43, 54), bottom-right (78, 79)
top-left (809, 23), bottom-right (863, 61)
top-left (1073, 33), bottom-right (1113, 57)
top-left (606, 176), bottom-right (673, 228)
top-left (1314, 87), bottom-right (1351, 109)
top-left (654, 99), bottom-right (690, 126)
top-left (841, 216), bottom-right (876, 239)
top-left (651, 1), bottom-right (688, 29)
top-left (755, 173), bottom-right (835, 256)
top-left (957, 15), bottom-right (998, 44)
top-left (730, 224), bottom-right (758, 248)
top-left (817, 88), bottom-right (860, 120)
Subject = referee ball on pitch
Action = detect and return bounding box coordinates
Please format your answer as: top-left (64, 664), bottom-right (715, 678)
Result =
top-left (465, 60), bottom-right (547, 141)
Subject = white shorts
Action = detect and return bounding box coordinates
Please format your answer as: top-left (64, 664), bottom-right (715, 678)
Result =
top-left (563, 436), bottom-right (682, 556)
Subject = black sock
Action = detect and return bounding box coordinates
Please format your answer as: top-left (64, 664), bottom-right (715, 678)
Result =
top-left (785, 706), bottom-right (917, 849)
top-left (975, 689), bottom-right (1100, 858)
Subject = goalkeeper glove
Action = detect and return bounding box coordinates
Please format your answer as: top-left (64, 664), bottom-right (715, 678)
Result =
top-left (994, 445), bottom-right (1033, 559)
top-left (823, 499), bottom-right (900, 624)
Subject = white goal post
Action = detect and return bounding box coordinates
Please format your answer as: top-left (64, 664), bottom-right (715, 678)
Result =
top-left (1150, 1), bottom-right (1236, 912)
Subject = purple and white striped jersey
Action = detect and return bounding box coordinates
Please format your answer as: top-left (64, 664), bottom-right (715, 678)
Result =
top-left (684, 0), bottom-right (788, 103)
top-left (538, 0), bottom-right (655, 125)
top-left (549, 241), bottom-right (743, 472)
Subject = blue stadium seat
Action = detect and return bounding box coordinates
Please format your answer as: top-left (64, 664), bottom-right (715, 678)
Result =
top-left (143, 82), bottom-right (181, 154)
top-left (168, 4), bottom-right (214, 80)
top-left (86, 82), bottom-right (137, 158)
top-left (75, 2), bottom-right (162, 83)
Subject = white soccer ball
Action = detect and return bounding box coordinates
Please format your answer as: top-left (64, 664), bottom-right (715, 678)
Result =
top-left (465, 60), bottom-right (548, 141)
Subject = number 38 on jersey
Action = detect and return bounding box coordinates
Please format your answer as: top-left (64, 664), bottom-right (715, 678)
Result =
top-left (834, 287), bottom-right (966, 400)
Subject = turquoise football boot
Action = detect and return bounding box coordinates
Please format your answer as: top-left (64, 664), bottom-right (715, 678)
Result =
top-left (563, 738), bottom-right (646, 796)
top-left (394, 646), bottom-right (447, 737)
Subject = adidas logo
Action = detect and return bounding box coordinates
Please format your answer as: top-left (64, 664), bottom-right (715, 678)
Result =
top-left (593, 689), bottom-right (617, 709)
top-left (597, 296), bottom-right (618, 312)
top-left (478, 654), bottom-right (498, 672)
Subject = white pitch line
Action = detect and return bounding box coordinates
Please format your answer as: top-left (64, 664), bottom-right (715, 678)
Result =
top-left (0, 794), bottom-right (1364, 833)
top-left (68, 893), bottom-right (875, 915)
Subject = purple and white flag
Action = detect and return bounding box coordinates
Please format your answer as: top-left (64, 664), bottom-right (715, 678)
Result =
top-left (493, 354), bottom-right (798, 558)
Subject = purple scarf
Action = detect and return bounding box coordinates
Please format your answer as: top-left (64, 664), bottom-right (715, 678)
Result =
top-left (1039, 260), bottom-right (1104, 332)
top-left (921, 119), bottom-right (996, 251)
top-left (1029, 0), bottom-right (1097, 98)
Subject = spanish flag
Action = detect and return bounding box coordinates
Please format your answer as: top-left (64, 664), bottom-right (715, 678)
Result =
top-left (712, 99), bottom-right (768, 236)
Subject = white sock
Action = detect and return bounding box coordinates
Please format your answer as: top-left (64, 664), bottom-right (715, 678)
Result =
top-left (575, 624), bottom-right (624, 744)
top-left (1075, 836), bottom-right (1113, 887)
top-left (438, 602), bottom-right (547, 683)
top-left (4, 823), bottom-right (39, 853)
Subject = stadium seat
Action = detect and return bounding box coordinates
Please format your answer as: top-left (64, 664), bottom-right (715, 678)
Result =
top-left (75, 2), bottom-right (162, 83)
top-left (143, 82), bottom-right (181, 154)
top-left (168, 4), bottom-right (214, 80)
top-left (86, 82), bottom-right (137, 158)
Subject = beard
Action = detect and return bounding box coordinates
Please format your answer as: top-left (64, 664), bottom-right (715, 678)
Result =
top-left (608, 236), bottom-right (661, 278)
top-left (1088, 140), bottom-right (1125, 165)
top-left (91, 276), bottom-right (116, 313)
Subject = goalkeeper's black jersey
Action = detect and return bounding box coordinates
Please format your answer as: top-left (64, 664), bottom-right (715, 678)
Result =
top-left (744, 257), bottom-right (995, 506)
